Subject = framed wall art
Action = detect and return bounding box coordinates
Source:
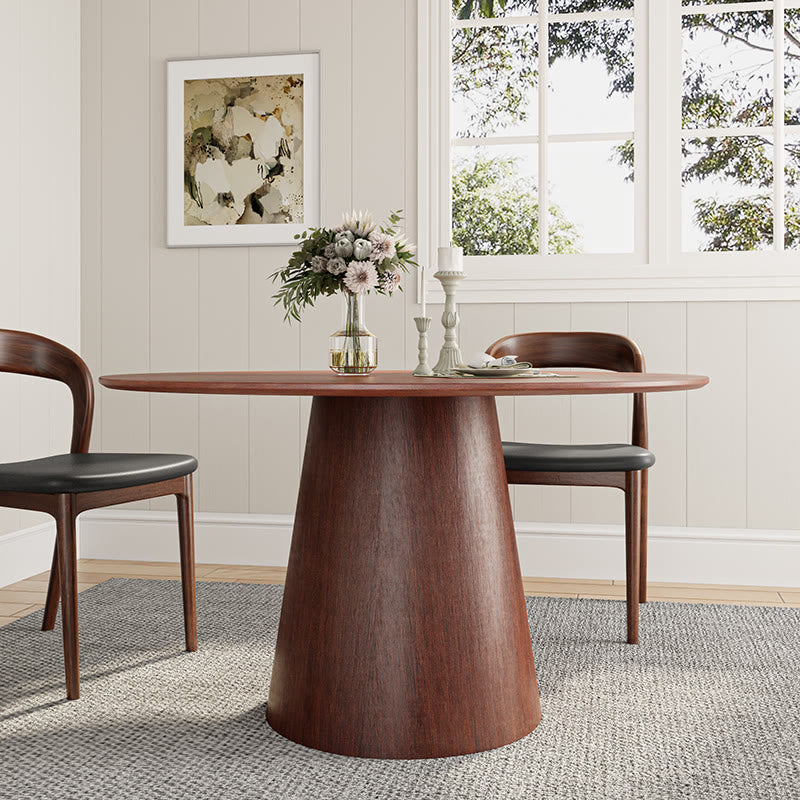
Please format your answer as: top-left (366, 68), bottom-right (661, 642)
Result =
top-left (167, 53), bottom-right (320, 247)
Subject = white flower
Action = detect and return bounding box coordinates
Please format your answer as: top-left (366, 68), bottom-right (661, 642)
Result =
top-left (353, 238), bottom-right (373, 260)
top-left (368, 231), bottom-right (396, 263)
top-left (341, 209), bottom-right (376, 237)
top-left (343, 260), bottom-right (378, 294)
top-left (380, 269), bottom-right (402, 292)
top-left (395, 233), bottom-right (416, 256)
top-left (311, 255), bottom-right (328, 273)
top-left (324, 243), bottom-right (337, 258)
top-left (327, 257), bottom-right (348, 275)
top-left (334, 238), bottom-right (354, 258)
top-left (335, 230), bottom-right (355, 243)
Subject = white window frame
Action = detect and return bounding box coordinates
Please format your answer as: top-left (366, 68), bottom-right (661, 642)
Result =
top-left (418, 0), bottom-right (800, 303)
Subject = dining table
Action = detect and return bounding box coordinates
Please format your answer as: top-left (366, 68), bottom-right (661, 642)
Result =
top-left (99, 369), bottom-right (709, 760)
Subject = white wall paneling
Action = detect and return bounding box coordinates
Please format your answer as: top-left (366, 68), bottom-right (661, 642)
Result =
top-left (69, 0), bottom-right (800, 589)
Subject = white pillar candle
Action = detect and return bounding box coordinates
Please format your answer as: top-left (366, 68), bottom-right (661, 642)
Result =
top-left (438, 246), bottom-right (464, 271)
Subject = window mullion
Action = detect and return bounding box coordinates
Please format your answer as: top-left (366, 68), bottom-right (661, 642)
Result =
top-left (775, 0), bottom-right (786, 251)
top-left (539, 1), bottom-right (550, 256)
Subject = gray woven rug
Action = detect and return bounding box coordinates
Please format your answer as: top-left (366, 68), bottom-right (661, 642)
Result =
top-left (1, 579), bottom-right (799, 800)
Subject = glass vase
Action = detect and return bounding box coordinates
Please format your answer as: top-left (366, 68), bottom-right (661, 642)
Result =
top-left (329, 291), bottom-right (378, 375)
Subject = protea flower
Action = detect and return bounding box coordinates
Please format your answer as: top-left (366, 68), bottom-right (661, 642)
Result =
top-left (340, 209), bottom-right (376, 237)
top-left (343, 260), bottom-right (378, 294)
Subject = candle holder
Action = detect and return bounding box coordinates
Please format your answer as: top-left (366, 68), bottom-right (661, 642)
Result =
top-left (412, 317), bottom-right (433, 376)
top-left (432, 270), bottom-right (465, 375)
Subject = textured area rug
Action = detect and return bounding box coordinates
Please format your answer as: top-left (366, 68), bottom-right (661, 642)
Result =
top-left (1, 579), bottom-right (799, 800)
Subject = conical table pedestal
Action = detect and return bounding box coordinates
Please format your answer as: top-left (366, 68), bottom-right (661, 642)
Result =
top-left (266, 395), bottom-right (541, 758)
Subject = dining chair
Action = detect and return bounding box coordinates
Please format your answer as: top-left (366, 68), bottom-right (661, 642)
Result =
top-left (0, 329), bottom-right (198, 699)
top-left (487, 331), bottom-right (654, 644)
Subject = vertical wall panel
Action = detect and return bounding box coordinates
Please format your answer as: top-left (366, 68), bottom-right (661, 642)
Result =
top-left (0, 1), bottom-right (22, 535)
top-left (248, 0), bottom-right (302, 515)
top-left (148, 0), bottom-right (200, 510)
top-left (195, 0), bottom-right (251, 513)
top-left (687, 302), bottom-right (747, 528)
top-left (570, 303), bottom-right (629, 523)
top-left (100, 0), bottom-right (151, 472)
top-left (512, 303), bottom-right (572, 523)
top-left (629, 302), bottom-right (687, 526)
top-left (81, 0), bottom-right (104, 452)
top-left (747, 302), bottom-right (800, 529)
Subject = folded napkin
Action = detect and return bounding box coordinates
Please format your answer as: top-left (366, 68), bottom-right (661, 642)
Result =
top-left (467, 352), bottom-right (522, 369)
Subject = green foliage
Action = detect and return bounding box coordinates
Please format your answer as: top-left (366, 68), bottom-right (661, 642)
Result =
top-left (452, 154), bottom-right (581, 255)
top-left (270, 212), bottom-right (416, 322)
top-left (451, 0), bottom-right (800, 252)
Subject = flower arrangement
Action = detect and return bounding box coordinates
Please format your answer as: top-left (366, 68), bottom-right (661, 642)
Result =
top-left (271, 210), bottom-right (417, 321)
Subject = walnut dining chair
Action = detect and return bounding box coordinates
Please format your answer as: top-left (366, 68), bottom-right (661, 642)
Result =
top-left (0, 329), bottom-right (198, 699)
top-left (487, 331), bottom-right (654, 644)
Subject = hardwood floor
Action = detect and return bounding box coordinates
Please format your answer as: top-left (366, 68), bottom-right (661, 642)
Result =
top-left (0, 560), bottom-right (798, 628)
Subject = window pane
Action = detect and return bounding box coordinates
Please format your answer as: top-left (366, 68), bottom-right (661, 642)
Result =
top-left (451, 0), bottom-right (535, 20)
top-left (452, 24), bottom-right (538, 138)
top-left (549, 19), bottom-right (634, 135)
top-left (682, 11), bottom-right (773, 130)
top-left (787, 140), bottom-right (800, 249)
top-left (451, 146), bottom-right (540, 255)
top-left (548, 140), bottom-right (634, 254)
top-left (786, 9), bottom-right (800, 126)
top-left (682, 136), bottom-right (774, 251)
top-left (550, 0), bottom-right (632, 11)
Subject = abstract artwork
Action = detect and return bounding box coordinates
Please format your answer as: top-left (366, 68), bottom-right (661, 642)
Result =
top-left (167, 54), bottom-right (319, 247)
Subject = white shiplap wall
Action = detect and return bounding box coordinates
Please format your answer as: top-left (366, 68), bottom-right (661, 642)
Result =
top-left (0, 0), bottom-right (81, 562)
top-left (79, 1), bottom-right (800, 581)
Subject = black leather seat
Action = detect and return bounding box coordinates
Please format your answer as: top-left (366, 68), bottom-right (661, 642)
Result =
top-left (0, 328), bottom-right (198, 701)
top-left (0, 453), bottom-right (198, 494)
top-left (487, 331), bottom-right (654, 645)
top-left (502, 442), bottom-right (655, 474)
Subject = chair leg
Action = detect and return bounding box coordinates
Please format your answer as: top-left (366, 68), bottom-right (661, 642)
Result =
top-left (55, 495), bottom-right (80, 700)
top-left (42, 541), bottom-right (60, 631)
top-left (176, 474), bottom-right (197, 652)
top-left (624, 472), bottom-right (641, 645)
top-left (639, 468), bottom-right (649, 604)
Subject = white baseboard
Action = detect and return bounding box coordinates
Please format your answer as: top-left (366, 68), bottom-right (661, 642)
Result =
top-left (76, 510), bottom-right (800, 589)
top-left (0, 521), bottom-right (55, 586)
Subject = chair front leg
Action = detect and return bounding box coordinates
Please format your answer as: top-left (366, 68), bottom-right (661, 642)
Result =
top-left (42, 541), bottom-right (60, 631)
top-left (176, 474), bottom-right (197, 652)
top-left (55, 494), bottom-right (80, 700)
top-left (624, 471), bottom-right (641, 645)
top-left (640, 468), bottom-right (649, 604)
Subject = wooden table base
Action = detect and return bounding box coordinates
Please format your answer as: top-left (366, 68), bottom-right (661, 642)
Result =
top-left (266, 396), bottom-right (541, 759)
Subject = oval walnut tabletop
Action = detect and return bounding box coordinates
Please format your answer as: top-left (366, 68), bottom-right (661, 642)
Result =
top-left (99, 369), bottom-right (708, 396)
top-left (99, 368), bottom-right (708, 760)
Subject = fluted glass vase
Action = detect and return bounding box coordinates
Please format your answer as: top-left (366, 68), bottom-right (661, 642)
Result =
top-left (329, 291), bottom-right (378, 375)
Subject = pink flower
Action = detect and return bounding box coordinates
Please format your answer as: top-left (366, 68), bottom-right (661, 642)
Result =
top-left (368, 231), bottom-right (396, 263)
top-left (380, 269), bottom-right (402, 292)
top-left (343, 260), bottom-right (378, 294)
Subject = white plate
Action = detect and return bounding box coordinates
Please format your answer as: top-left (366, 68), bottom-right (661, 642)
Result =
top-left (452, 366), bottom-right (540, 377)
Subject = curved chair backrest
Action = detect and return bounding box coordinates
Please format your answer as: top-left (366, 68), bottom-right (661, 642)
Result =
top-left (487, 331), bottom-right (647, 448)
top-left (0, 330), bottom-right (94, 453)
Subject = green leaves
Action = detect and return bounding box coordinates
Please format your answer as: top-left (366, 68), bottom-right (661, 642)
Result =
top-left (270, 212), bottom-right (416, 322)
top-left (452, 154), bottom-right (581, 255)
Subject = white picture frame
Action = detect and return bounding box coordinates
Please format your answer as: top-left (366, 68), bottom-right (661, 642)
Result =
top-left (167, 52), bottom-right (320, 247)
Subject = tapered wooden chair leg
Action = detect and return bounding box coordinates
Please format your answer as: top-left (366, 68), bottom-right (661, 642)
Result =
top-left (624, 472), bottom-right (641, 645)
top-left (42, 542), bottom-right (60, 631)
top-left (56, 495), bottom-right (80, 700)
top-left (639, 469), bottom-right (649, 604)
top-left (176, 475), bottom-right (197, 652)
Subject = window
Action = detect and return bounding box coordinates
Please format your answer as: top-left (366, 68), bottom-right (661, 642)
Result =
top-left (417, 0), bottom-right (800, 302)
